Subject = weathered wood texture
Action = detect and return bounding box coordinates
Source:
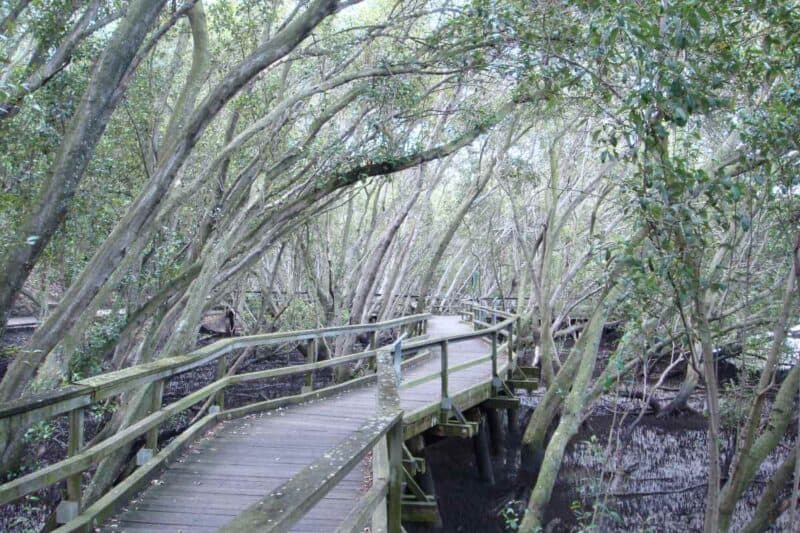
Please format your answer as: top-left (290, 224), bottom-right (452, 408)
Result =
top-left (96, 315), bottom-right (504, 532)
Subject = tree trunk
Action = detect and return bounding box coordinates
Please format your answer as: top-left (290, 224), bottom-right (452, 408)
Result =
top-left (717, 247), bottom-right (798, 530)
top-left (0, 0), bottom-right (341, 406)
top-left (520, 300), bottom-right (610, 531)
top-left (417, 174), bottom-right (490, 313)
top-left (741, 447), bottom-right (796, 533)
top-left (0, 0), bottom-right (168, 335)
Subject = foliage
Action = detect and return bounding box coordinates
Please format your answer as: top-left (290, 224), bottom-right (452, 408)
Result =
top-left (499, 500), bottom-right (523, 532)
top-left (23, 421), bottom-right (54, 445)
top-left (68, 313), bottom-right (126, 381)
top-left (0, 0), bottom-right (797, 529)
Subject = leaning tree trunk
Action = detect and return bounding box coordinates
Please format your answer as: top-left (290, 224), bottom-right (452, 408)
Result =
top-left (0, 0), bottom-right (340, 409)
top-left (0, 0), bottom-right (169, 469)
top-left (741, 446), bottom-right (796, 533)
top-left (519, 300), bottom-right (610, 531)
top-left (657, 361), bottom-right (700, 417)
top-left (717, 246), bottom-right (798, 531)
top-left (349, 186), bottom-right (423, 326)
top-left (84, 231), bottom-right (230, 504)
top-left (417, 173), bottom-right (490, 313)
top-left (0, 0), bottom-right (168, 335)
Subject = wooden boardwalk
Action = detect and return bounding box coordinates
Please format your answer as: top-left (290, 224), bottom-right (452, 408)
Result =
top-left (102, 315), bottom-right (497, 532)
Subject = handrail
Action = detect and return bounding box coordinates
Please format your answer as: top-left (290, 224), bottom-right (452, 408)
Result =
top-left (46, 333), bottom-right (414, 533)
top-left (466, 302), bottom-right (515, 319)
top-left (402, 314), bottom-right (516, 352)
top-left (0, 313), bottom-right (431, 423)
top-left (2, 344), bottom-right (413, 502)
top-left (221, 413), bottom-right (402, 532)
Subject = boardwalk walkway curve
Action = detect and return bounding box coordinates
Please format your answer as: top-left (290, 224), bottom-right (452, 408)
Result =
top-left (0, 304), bottom-right (539, 532)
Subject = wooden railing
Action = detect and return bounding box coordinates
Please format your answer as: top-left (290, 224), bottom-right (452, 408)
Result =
top-left (1, 304), bottom-right (521, 532)
top-left (223, 303), bottom-right (521, 533)
top-left (403, 303), bottom-right (517, 411)
top-left (464, 296), bottom-right (519, 312)
top-left (0, 313), bottom-right (430, 529)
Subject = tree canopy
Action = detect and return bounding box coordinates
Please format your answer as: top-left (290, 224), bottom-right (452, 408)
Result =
top-left (0, 1), bottom-right (799, 531)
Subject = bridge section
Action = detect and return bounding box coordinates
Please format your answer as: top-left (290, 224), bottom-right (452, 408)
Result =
top-left (0, 306), bottom-right (539, 532)
top-left (102, 316), bottom-right (495, 531)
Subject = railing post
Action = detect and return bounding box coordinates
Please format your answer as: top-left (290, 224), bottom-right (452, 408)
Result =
top-left (377, 340), bottom-right (402, 533)
top-left (215, 355), bottom-right (226, 409)
top-left (370, 330), bottom-right (378, 350)
top-left (393, 339), bottom-right (403, 384)
top-left (56, 407), bottom-right (84, 523)
top-left (368, 330), bottom-right (378, 371)
top-left (440, 340), bottom-right (449, 408)
top-left (145, 379), bottom-right (164, 452)
top-left (371, 434), bottom-right (389, 530)
top-left (491, 331), bottom-right (498, 379)
top-left (387, 421), bottom-right (403, 533)
top-left (66, 408), bottom-right (84, 500)
top-left (304, 338), bottom-right (317, 392)
top-left (507, 321), bottom-right (514, 375)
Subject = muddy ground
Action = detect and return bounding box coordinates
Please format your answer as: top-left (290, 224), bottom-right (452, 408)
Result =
top-left (408, 388), bottom-right (794, 533)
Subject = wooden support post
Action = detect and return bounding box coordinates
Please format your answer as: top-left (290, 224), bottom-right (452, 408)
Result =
top-left (387, 422), bottom-right (403, 533)
top-left (215, 355), bottom-right (226, 409)
top-left (369, 330), bottom-right (378, 371)
top-left (371, 435), bottom-right (389, 531)
top-left (66, 408), bottom-right (84, 502)
top-left (304, 338), bottom-right (317, 391)
top-left (472, 415), bottom-right (495, 485)
top-left (393, 340), bottom-right (403, 384)
top-left (146, 379), bottom-right (164, 452)
top-left (507, 407), bottom-right (519, 437)
top-left (484, 406), bottom-right (505, 457)
top-left (440, 340), bottom-right (449, 407)
top-left (507, 322), bottom-right (514, 378)
top-left (491, 331), bottom-right (498, 378)
top-left (406, 435), bottom-right (427, 476)
top-left (408, 436), bottom-right (437, 507)
top-left (417, 460), bottom-right (436, 499)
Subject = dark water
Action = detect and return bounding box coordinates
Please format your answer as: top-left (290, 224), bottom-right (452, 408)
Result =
top-left (406, 407), bottom-right (533, 533)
